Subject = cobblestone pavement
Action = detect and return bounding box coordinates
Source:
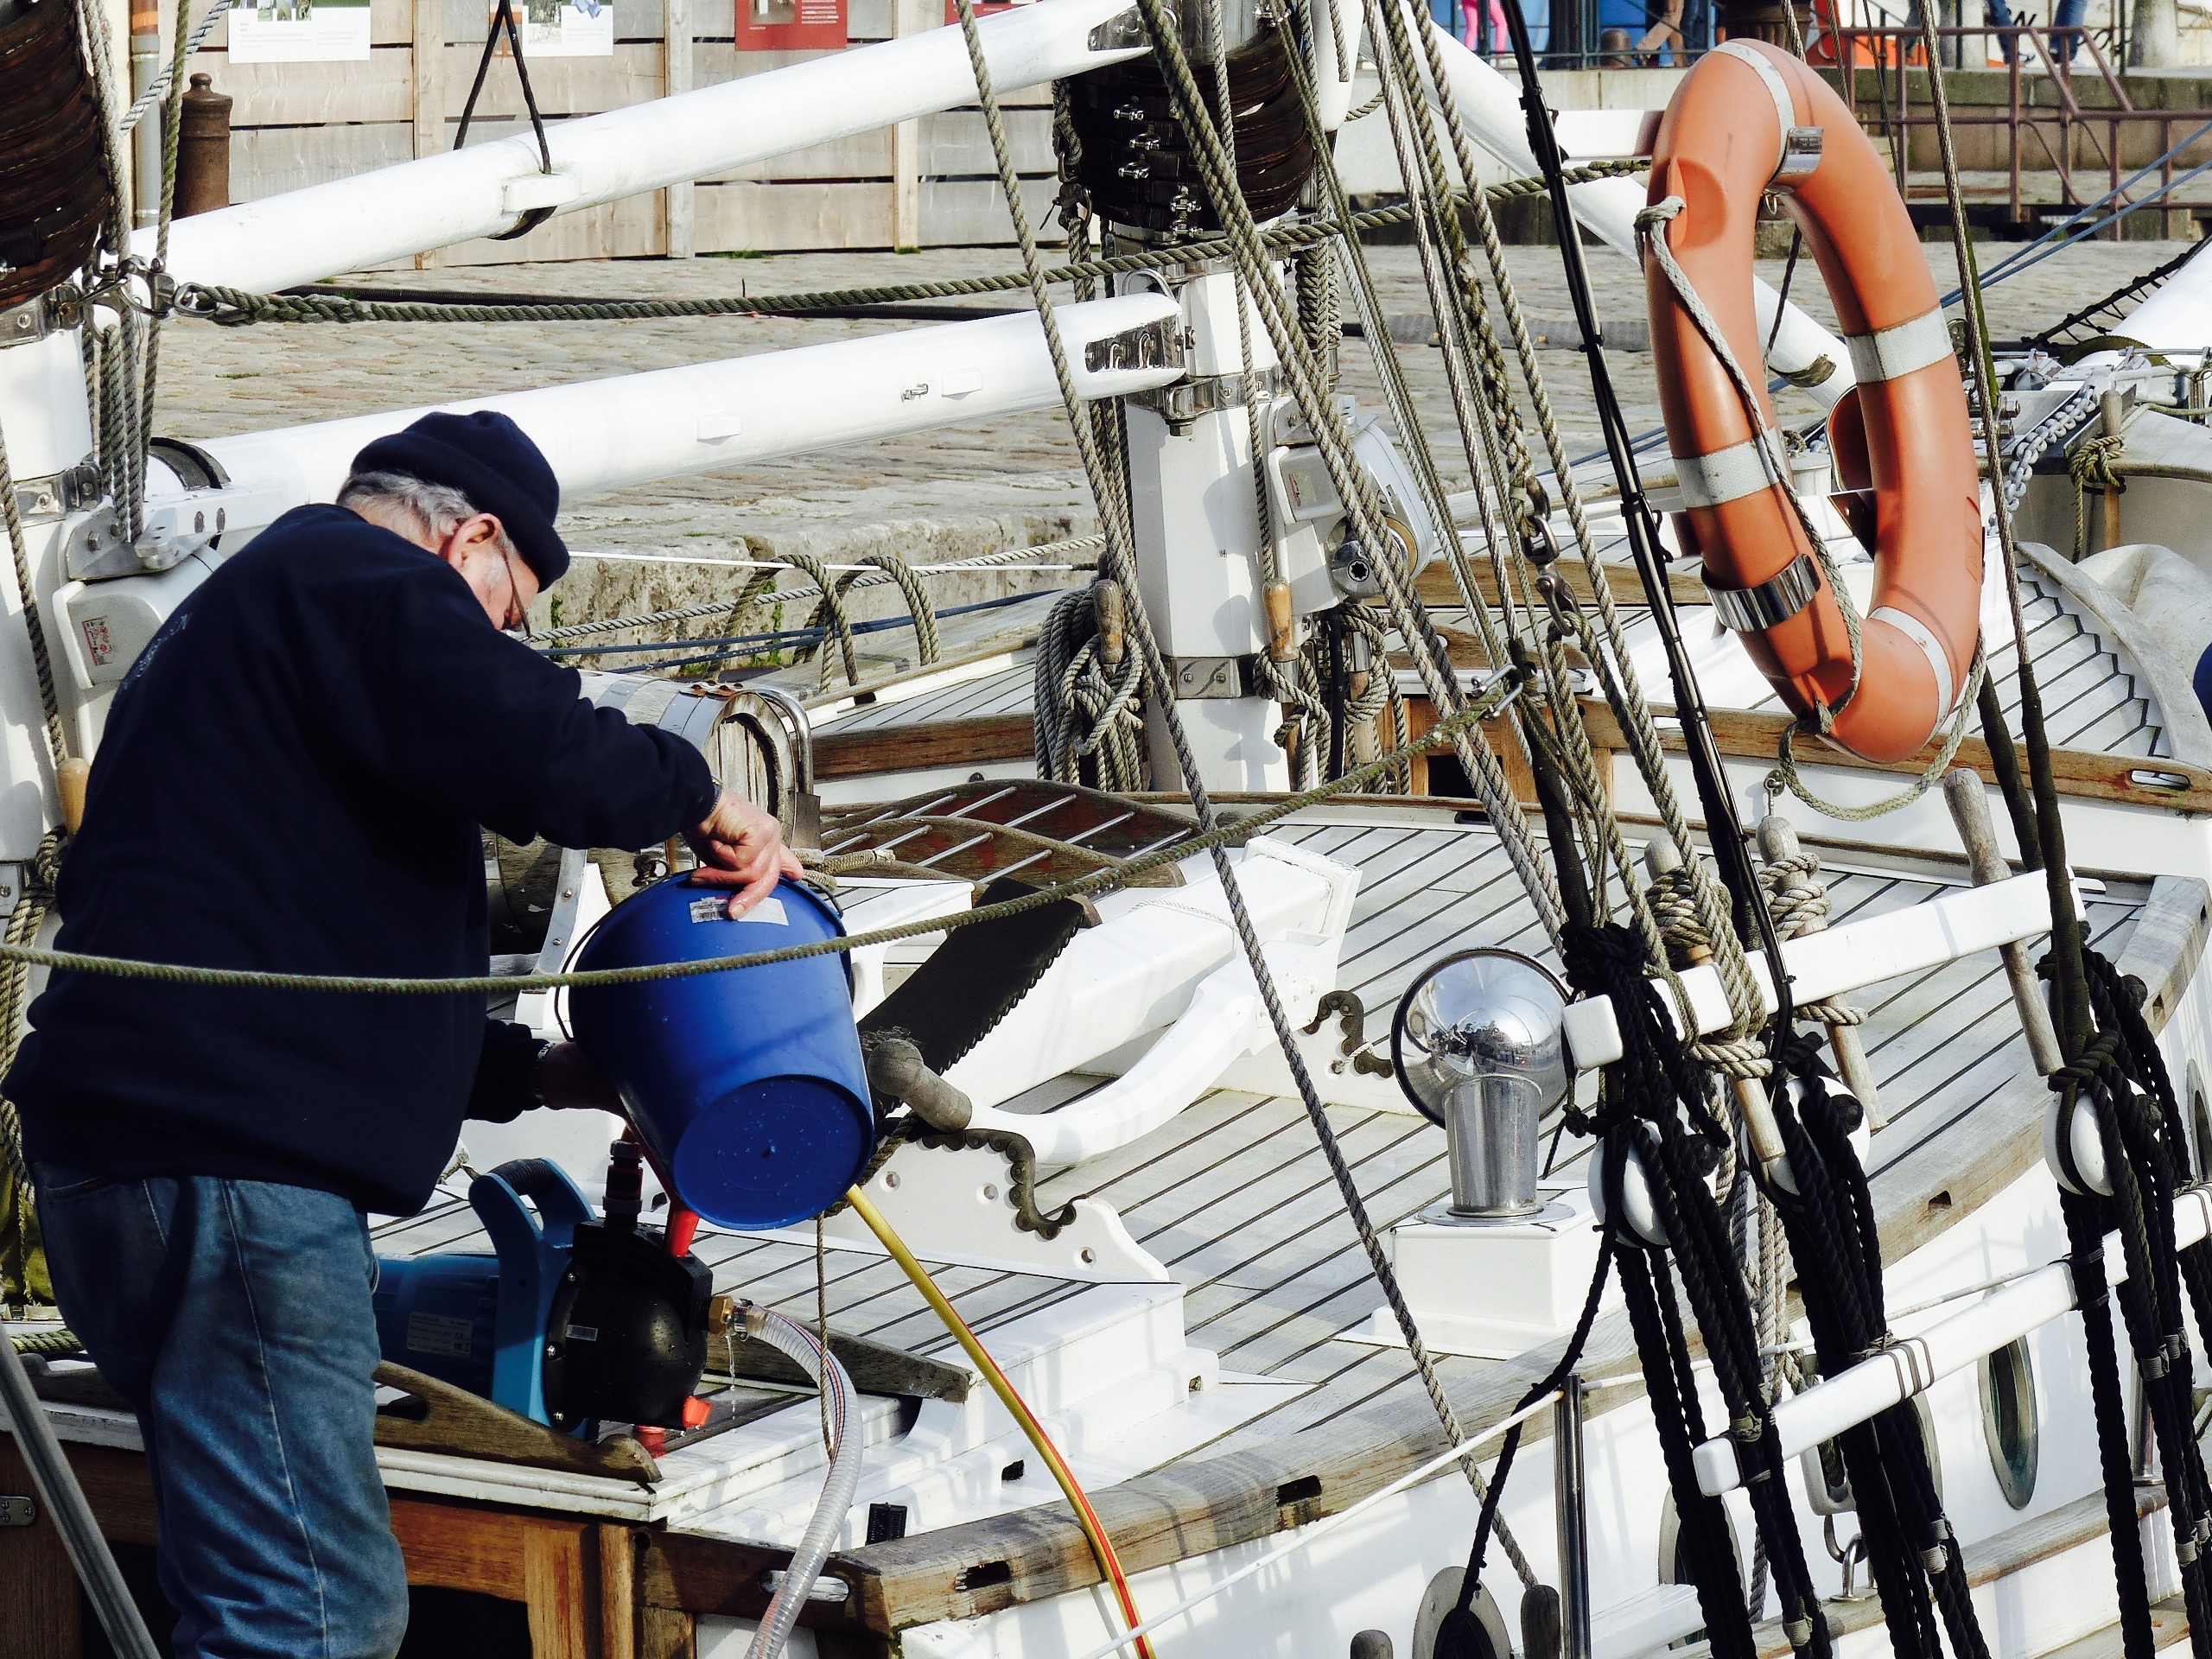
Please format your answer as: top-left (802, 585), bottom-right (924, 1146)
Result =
top-left (150, 234), bottom-right (2201, 632)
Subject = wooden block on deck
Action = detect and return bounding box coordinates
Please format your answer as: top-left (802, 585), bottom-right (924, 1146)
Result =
top-left (0, 1433), bottom-right (651, 1659)
top-left (0, 1444), bottom-right (82, 1659)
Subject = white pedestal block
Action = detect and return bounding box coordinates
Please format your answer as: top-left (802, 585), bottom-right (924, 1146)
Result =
top-left (1348, 1185), bottom-right (1617, 1360)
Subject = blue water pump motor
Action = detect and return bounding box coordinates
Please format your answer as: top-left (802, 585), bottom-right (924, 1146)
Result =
top-left (372, 1158), bottom-right (712, 1433)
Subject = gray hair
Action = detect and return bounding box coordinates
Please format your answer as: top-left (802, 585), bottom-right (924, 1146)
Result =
top-left (338, 470), bottom-right (519, 561)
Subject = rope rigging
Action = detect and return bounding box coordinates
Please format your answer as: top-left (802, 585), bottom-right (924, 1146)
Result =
top-left (161, 166), bottom-right (1649, 330)
top-left (8, 0), bottom-right (2201, 1644)
top-left (1912, 16), bottom-right (2212, 1659)
top-left (949, 0), bottom-right (1559, 1591)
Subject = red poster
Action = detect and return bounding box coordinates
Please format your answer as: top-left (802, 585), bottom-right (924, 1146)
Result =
top-left (943, 0), bottom-right (1020, 22)
top-left (736, 0), bottom-right (844, 50)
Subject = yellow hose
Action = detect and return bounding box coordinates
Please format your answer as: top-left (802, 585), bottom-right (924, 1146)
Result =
top-left (843, 1186), bottom-right (1156, 1658)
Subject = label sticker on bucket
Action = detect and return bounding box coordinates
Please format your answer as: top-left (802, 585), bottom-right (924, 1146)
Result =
top-left (688, 894), bottom-right (790, 925)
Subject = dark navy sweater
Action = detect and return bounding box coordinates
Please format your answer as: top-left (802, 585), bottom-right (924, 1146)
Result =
top-left (7, 505), bottom-right (718, 1216)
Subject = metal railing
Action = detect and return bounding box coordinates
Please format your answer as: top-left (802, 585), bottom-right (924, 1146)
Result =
top-left (1829, 21), bottom-right (2212, 233)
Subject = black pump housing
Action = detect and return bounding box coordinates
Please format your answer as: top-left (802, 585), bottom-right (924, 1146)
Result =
top-left (541, 1222), bottom-right (712, 1432)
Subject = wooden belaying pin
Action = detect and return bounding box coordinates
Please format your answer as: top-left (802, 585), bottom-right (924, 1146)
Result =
top-left (1643, 838), bottom-right (1786, 1168)
top-left (1262, 577), bottom-right (1296, 668)
top-left (1942, 768), bottom-right (2063, 1077)
top-left (1090, 578), bottom-right (1126, 670)
top-left (55, 757), bottom-right (88, 836)
top-left (1756, 815), bottom-right (1885, 1129)
top-left (2100, 390), bottom-right (2127, 553)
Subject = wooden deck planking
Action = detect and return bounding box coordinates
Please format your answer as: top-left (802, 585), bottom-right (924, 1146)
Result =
top-left (1118, 1112), bottom-right (1420, 1275)
top-left (370, 810), bottom-right (2153, 1527)
top-left (1144, 1116), bottom-right (1439, 1292)
top-left (820, 662), bottom-right (1032, 734)
top-left (1179, 1179), bottom-right (1456, 1370)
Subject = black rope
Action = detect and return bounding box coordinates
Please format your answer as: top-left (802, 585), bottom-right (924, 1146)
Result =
top-left (1768, 1048), bottom-right (1965, 1659)
top-left (452, 0), bottom-right (559, 242)
top-left (2052, 950), bottom-right (2212, 1659)
top-left (1476, 923), bottom-right (1829, 1659)
top-left (1493, 0), bottom-right (1797, 1048)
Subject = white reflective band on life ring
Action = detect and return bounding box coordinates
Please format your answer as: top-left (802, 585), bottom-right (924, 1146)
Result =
top-left (1675, 435), bottom-right (1785, 510)
top-left (1842, 309), bottom-right (1953, 384)
top-left (1870, 604), bottom-right (1955, 715)
top-left (1713, 41), bottom-right (1800, 175)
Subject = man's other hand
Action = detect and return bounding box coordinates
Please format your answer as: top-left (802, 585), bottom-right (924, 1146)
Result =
top-left (683, 787), bottom-right (803, 918)
top-left (533, 1040), bottom-right (624, 1113)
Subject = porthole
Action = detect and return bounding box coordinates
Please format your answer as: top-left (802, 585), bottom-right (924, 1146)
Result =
top-left (1980, 1338), bottom-right (2039, 1510)
top-left (1412, 1568), bottom-right (1513, 1659)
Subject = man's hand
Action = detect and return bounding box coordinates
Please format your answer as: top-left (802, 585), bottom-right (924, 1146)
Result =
top-left (532, 1040), bottom-right (625, 1113)
top-left (683, 787), bottom-right (803, 917)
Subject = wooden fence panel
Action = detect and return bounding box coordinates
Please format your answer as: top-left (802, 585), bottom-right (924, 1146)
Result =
top-left (188, 0), bottom-right (1062, 257)
top-left (232, 124), bottom-right (416, 200)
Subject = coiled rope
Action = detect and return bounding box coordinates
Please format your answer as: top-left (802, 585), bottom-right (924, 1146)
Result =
top-left (2070, 431), bottom-right (2126, 559)
top-left (1033, 584), bottom-right (1148, 793)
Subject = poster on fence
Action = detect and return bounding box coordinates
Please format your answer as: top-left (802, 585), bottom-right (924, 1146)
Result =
top-left (227, 0), bottom-right (371, 64)
top-left (735, 0), bottom-right (845, 49)
top-left (512, 0), bottom-right (615, 58)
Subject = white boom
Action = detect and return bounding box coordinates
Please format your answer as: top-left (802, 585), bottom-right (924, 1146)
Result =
top-left (181, 294), bottom-right (1185, 533)
top-left (137, 0), bottom-right (1151, 292)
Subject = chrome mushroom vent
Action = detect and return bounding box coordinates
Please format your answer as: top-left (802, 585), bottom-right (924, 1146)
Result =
top-left (1392, 949), bottom-right (1571, 1218)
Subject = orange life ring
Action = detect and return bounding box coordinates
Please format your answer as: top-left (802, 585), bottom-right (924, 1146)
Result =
top-left (1643, 40), bottom-right (1981, 766)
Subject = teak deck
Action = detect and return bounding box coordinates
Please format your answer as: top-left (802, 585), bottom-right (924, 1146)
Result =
top-left (0, 806), bottom-right (2190, 1656)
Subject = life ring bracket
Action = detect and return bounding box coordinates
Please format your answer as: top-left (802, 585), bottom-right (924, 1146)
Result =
top-left (1707, 551), bottom-right (1822, 634)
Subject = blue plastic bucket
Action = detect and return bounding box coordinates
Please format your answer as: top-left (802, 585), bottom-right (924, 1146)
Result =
top-left (569, 877), bottom-right (874, 1230)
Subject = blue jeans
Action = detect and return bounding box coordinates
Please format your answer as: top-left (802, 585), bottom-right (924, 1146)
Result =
top-left (35, 1165), bottom-right (410, 1659)
top-left (2052, 0), bottom-right (2088, 62)
top-left (1986, 0), bottom-right (2018, 63)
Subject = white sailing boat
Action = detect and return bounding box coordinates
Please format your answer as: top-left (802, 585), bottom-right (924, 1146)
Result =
top-left (6, 2), bottom-right (2212, 1657)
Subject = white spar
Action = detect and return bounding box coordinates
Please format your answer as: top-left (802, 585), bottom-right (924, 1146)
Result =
top-left (1414, 9), bottom-right (1853, 407)
top-left (1560, 871), bottom-right (2062, 1067)
top-left (138, 0), bottom-right (1150, 293)
top-left (1692, 1185), bottom-right (2212, 1495)
top-left (186, 294), bottom-right (1185, 527)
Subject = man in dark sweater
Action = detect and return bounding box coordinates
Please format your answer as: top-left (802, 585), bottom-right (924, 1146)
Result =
top-left (6, 410), bottom-right (796, 1659)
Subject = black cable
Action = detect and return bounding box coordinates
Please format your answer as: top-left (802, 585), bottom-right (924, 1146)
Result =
top-left (452, 0), bottom-right (558, 242)
top-left (1494, 0), bottom-right (1797, 1046)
